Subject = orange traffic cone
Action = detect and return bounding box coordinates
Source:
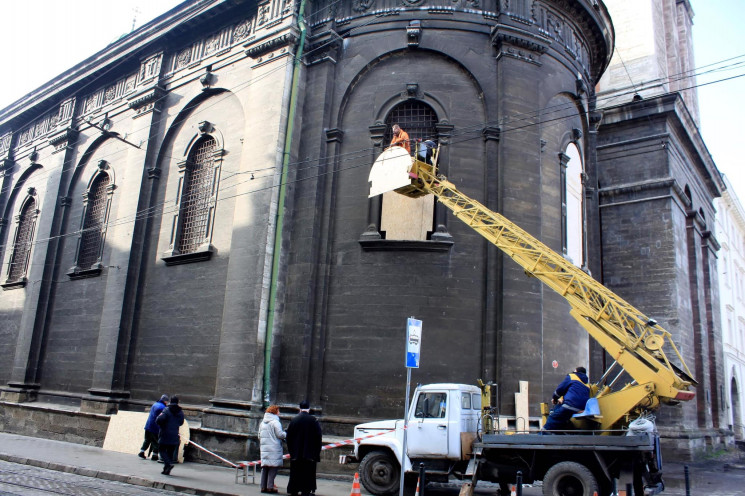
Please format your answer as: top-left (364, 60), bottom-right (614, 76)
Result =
top-left (414, 476), bottom-right (421, 496)
top-left (350, 472), bottom-right (361, 496)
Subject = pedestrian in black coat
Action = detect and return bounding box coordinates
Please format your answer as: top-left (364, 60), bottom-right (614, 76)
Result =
top-left (156, 395), bottom-right (184, 475)
top-left (286, 400), bottom-right (322, 496)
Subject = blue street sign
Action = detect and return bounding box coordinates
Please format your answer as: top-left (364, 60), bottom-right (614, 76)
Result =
top-left (406, 318), bottom-right (422, 368)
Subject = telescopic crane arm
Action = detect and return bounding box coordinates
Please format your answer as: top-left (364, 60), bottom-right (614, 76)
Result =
top-left (368, 146), bottom-right (696, 430)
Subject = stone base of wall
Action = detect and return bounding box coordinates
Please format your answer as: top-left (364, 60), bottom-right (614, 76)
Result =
top-left (659, 427), bottom-right (735, 461)
top-left (0, 401), bottom-right (109, 447)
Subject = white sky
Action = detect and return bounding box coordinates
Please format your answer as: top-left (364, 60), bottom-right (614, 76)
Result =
top-left (0, 1), bottom-right (742, 199)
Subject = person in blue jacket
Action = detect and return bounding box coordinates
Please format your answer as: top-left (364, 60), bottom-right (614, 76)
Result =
top-left (138, 394), bottom-right (169, 461)
top-left (157, 395), bottom-right (185, 475)
top-left (542, 367), bottom-right (590, 433)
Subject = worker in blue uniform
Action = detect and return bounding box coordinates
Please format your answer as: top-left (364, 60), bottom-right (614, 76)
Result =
top-left (542, 366), bottom-right (590, 433)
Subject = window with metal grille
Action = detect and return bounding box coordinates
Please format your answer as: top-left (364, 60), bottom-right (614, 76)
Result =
top-left (8, 198), bottom-right (36, 282)
top-left (78, 173), bottom-right (110, 269)
top-left (177, 136), bottom-right (216, 254)
top-left (381, 101), bottom-right (438, 241)
top-left (384, 101), bottom-right (438, 148)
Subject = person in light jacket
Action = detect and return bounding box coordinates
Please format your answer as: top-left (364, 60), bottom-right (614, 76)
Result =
top-left (259, 405), bottom-right (286, 493)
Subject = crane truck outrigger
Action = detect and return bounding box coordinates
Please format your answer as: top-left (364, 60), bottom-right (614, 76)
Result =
top-left (347, 145), bottom-right (697, 496)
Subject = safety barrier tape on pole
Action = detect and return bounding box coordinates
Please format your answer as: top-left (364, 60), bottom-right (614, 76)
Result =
top-left (230, 426), bottom-right (405, 469)
top-left (180, 434), bottom-right (240, 468)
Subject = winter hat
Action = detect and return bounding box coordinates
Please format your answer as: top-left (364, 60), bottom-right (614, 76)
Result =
top-left (159, 394), bottom-right (170, 403)
top-left (299, 400), bottom-right (310, 410)
top-left (170, 396), bottom-right (179, 405)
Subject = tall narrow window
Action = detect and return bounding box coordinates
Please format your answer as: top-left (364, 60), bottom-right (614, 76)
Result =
top-left (177, 136), bottom-right (216, 254)
top-left (6, 198), bottom-right (37, 285)
top-left (78, 173), bottom-right (110, 269)
top-left (381, 102), bottom-right (438, 241)
top-left (563, 143), bottom-right (584, 267)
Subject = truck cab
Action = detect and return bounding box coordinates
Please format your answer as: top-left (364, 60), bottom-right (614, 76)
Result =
top-left (352, 384), bottom-right (480, 495)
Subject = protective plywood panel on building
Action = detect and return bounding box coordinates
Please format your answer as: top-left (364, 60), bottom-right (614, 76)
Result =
top-left (381, 192), bottom-right (434, 240)
top-left (103, 410), bottom-right (190, 462)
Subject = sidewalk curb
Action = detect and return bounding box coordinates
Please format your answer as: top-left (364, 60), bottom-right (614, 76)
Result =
top-left (0, 453), bottom-right (243, 496)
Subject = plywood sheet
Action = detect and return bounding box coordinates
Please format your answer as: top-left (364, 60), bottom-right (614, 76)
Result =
top-left (103, 410), bottom-right (190, 462)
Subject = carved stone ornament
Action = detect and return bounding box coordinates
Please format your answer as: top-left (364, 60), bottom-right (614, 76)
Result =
top-left (407, 20), bottom-right (422, 48)
top-left (245, 33), bottom-right (297, 60)
top-left (234, 19), bottom-right (252, 41)
top-left (138, 53), bottom-right (163, 86)
top-left (198, 121), bottom-right (214, 134)
top-left (27, 187), bottom-right (36, 196)
top-left (353, 0), bottom-right (375, 12)
top-left (98, 159), bottom-right (109, 171)
top-left (200, 69), bottom-right (215, 89)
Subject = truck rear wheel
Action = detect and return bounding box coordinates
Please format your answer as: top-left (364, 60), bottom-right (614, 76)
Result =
top-left (542, 461), bottom-right (599, 496)
top-left (359, 450), bottom-right (401, 496)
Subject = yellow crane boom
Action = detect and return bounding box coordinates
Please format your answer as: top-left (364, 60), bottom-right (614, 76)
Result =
top-left (369, 146), bottom-right (696, 430)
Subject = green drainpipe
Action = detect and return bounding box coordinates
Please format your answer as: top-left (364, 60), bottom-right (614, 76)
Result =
top-left (264, 0), bottom-right (307, 404)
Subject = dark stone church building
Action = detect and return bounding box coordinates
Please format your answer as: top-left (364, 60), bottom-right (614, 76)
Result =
top-left (0, 0), bottom-right (727, 461)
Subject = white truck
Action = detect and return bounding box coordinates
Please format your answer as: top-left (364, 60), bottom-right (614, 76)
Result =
top-left (352, 383), bottom-right (482, 495)
top-left (348, 382), bottom-right (662, 496)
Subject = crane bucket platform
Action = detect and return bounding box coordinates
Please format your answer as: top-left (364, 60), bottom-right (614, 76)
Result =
top-left (368, 147), bottom-right (413, 197)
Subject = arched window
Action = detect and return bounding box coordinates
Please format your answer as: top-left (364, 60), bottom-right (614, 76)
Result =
top-left (381, 101), bottom-right (438, 240)
top-left (384, 101), bottom-right (439, 145)
top-left (78, 172), bottom-right (111, 269)
top-left (563, 143), bottom-right (584, 267)
top-left (6, 198), bottom-right (37, 285)
top-left (177, 136), bottom-right (217, 254)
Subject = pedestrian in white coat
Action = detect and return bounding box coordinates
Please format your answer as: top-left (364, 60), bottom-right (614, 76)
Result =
top-left (259, 405), bottom-right (286, 493)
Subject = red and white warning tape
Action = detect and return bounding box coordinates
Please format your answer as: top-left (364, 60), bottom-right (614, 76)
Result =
top-left (179, 435), bottom-right (239, 468)
top-left (235, 426), bottom-right (401, 469)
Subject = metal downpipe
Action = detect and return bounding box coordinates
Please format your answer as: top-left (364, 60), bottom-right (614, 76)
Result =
top-left (263, 0), bottom-right (307, 404)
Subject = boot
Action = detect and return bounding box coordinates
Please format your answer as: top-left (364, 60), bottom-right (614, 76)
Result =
top-left (138, 451), bottom-right (146, 459)
top-left (151, 454), bottom-right (159, 461)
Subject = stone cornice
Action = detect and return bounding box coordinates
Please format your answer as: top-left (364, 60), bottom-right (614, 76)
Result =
top-left (47, 127), bottom-right (79, 149)
top-left (127, 85), bottom-right (166, 113)
top-left (600, 93), bottom-right (724, 199)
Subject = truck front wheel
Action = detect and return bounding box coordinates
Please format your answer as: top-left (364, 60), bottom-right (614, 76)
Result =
top-left (359, 450), bottom-right (401, 496)
top-left (542, 461), bottom-right (599, 496)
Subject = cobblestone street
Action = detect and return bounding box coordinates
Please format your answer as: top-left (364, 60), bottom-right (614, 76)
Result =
top-left (0, 460), bottom-right (175, 496)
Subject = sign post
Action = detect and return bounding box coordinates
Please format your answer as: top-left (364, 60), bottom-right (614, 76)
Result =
top-left (400, 317), bottom-right (422, 496)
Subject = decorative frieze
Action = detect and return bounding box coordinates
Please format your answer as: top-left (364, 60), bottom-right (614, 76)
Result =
top-left (137, 53), bottom-right (163, 87)
top-left (81, 72), bottom-right (138, 118)
top-left (0, 132), bottom-right (12, 158)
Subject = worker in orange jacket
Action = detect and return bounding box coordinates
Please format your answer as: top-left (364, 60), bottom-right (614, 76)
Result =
top-left (389, 124), bottom-right (410, 154)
